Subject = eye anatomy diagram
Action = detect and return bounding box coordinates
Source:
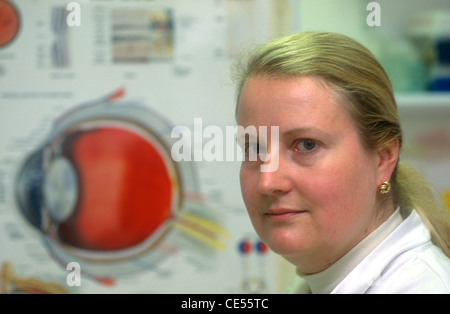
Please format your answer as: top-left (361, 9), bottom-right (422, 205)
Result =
top-left (14, 91), bottom-right (229, 285)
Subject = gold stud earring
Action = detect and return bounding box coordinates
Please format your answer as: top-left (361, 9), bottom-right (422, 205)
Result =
top-left (379, 181), bottom-right (391, 195)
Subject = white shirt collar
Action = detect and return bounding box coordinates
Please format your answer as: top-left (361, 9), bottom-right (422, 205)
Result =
top-left (296, 208), bottom-right (404, 294)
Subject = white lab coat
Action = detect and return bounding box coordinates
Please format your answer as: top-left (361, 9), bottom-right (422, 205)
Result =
top-left (286, 209), bottom-right (450, 294)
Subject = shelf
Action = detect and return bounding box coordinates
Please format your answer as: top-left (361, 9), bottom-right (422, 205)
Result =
top-left (396, 92), bottom-right (450, 108)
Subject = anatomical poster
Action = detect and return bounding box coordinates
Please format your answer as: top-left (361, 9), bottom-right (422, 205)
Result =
top-left (0, 0), bottom-right (283, 294)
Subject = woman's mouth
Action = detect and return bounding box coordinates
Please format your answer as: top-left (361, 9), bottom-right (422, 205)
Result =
top-left (264, 208), bottom-right (308, 221)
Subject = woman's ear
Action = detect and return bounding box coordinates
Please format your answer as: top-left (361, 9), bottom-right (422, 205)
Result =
top-left (377, 139), bottom-right (400, 182)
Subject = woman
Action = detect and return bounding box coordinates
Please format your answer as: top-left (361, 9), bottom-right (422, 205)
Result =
top-left (234, 32), bottom-right (450, 294)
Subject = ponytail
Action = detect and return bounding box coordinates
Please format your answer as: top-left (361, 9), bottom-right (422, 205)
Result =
top-left (395, 162), bottom-right (450, 257)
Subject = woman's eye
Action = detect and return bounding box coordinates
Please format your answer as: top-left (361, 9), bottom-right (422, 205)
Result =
top-left (295, 139), bottom-right (317, 152)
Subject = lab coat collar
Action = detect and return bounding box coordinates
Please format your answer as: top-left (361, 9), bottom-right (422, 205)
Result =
top-left (331, 209), bottom-right (431, 294)
top-left (298, 207), bottom-right (403, 293)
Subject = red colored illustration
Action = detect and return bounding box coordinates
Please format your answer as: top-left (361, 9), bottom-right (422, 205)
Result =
top-left (57, 126), bottom-right (174, 251)
top-left (0, 0), bottom-right (20, 48)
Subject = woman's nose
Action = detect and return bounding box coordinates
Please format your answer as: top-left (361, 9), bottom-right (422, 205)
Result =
top-left (257, 158), bottom-right (292, 196)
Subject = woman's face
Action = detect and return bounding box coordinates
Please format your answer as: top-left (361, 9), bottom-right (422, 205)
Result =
top-left (237, 75), bottom-right (394, 273)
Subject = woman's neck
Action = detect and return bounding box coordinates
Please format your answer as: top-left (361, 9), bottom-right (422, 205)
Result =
top-left (287, 202), bottom-right (396, 275)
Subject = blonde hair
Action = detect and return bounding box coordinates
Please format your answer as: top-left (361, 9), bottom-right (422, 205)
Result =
top-left (234, 32), bottom-right (450, 257)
